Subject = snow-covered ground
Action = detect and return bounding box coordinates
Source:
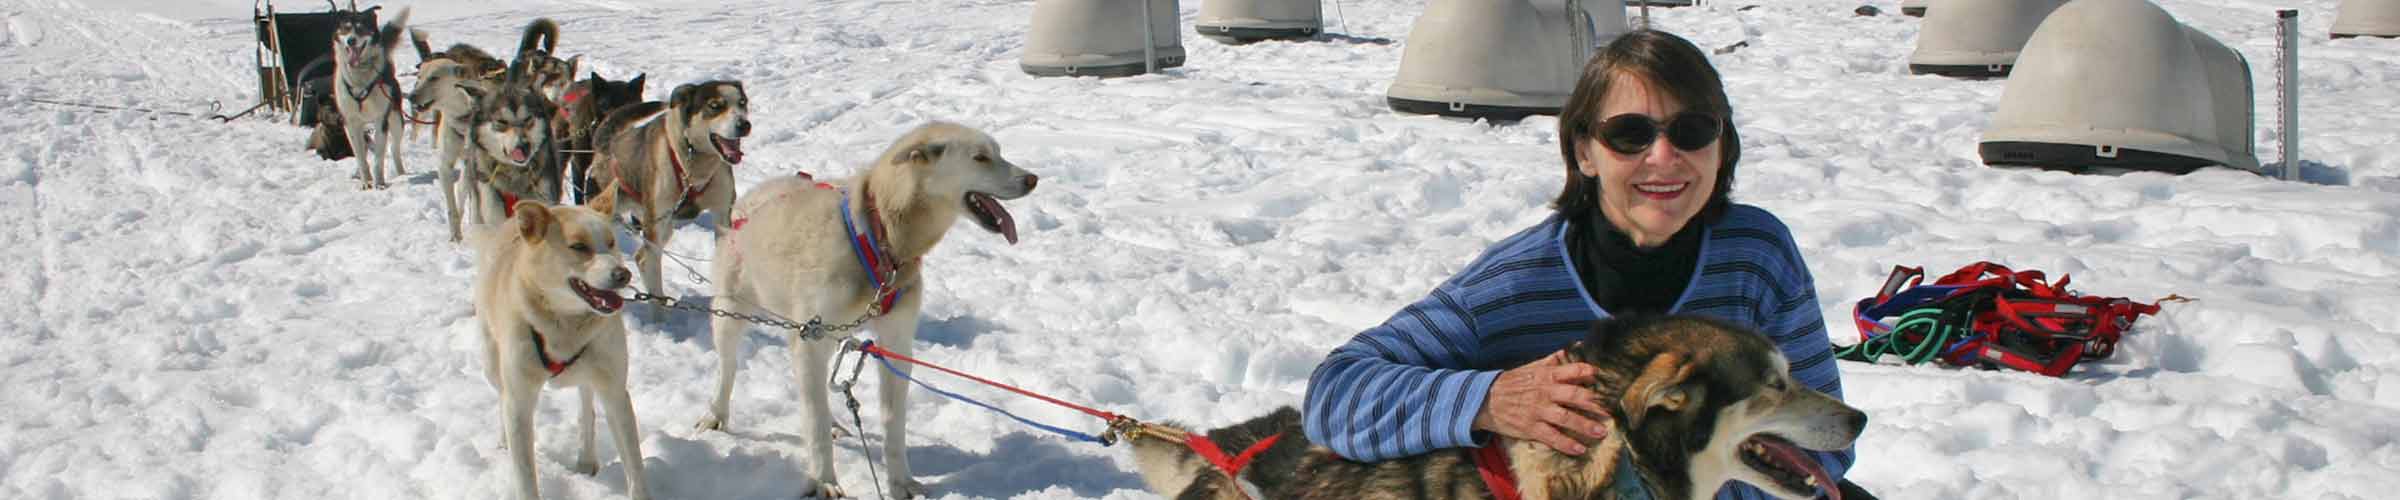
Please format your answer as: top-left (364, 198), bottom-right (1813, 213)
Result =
top-left (3, 0), bottom-right (2396, 498)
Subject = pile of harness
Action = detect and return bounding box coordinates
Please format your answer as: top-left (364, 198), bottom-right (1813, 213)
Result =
top-left (1836, 262), bottom-right (2185, 377)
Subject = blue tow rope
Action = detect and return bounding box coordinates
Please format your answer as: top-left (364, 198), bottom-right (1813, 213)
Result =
top-left (863, 344), bottom-right (1109, 444)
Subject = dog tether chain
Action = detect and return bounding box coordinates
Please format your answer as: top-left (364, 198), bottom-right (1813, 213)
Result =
top-left (627, 291), bottom-right (873, 341)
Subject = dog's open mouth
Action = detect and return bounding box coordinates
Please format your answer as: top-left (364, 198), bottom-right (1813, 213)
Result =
top-left (711, 134), bottom-right (744, 164)
top-left (1741, 433), bottom-right (1837, 500)
top-left (569, 278), bottom-right (625, 314)
top-left (508, 145), bottom-right (532, 165)
top-left (964, 191), bottom-right (1018, 245)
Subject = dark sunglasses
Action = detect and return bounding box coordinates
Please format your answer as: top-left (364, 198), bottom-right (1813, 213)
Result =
top-left (1593, 111), bottom-right (1722, 155)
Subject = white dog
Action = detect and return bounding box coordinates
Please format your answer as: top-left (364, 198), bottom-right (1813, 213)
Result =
top-left (471, 183), bottom-right (650, 500)
top-left (697, 122), bottom-right (1038, 497)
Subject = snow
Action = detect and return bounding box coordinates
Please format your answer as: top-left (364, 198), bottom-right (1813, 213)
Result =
top-left (2, 0), bottom-right (2396, 498)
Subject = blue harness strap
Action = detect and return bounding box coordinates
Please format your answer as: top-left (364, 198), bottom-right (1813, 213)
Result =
top-left (838, 189), bottom-right (906, 314)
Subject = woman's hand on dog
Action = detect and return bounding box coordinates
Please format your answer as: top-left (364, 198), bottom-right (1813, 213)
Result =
top-left (1474, 351), bottom-right (1612, 455)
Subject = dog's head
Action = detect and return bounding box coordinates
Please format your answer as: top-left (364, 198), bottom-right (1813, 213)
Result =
top-left (581, 72), bottom-right (646, 115)
top-left (1563, 315), bottom-right (1866, 500)
top-left (331, 7), bottom-right (407, 71)
top-left (504, 184), bottom-right (630, 316)
top-left (461, 84), bottom-right (555, 167)
top-left (521, 52), bottom-right (580, 101)
top-left (873, 121), bottom-right (1039, 244)
top-left (667, 81), bottom-right (751, 165)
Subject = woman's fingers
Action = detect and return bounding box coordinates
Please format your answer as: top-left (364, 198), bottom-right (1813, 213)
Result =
top-left (1543, 392), bottom-right (1611, 441)
top-left (1523, 417), bottom-right (1587, 455)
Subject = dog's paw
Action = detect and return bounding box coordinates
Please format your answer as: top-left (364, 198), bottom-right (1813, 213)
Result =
top-left (829, 425), bottom-right (850, 438)
top-left (801, 481), bottom-right (847, 499)
top-left (888, 478), bottom-right (930, 499)
top-left (571, 458), bottom-right (598, 476)
top-left (694, 415), bottom-right (726, 432)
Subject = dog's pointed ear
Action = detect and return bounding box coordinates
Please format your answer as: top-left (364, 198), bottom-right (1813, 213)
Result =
top-left (564, 55), bottom-right (581, 77)
top-left (515, 200), bottom-right (555, 243)
top-left (906, 142), bottom-right (947, 164)
top-left (669, 84), bottom-right (696, 108)
top-left (589, 179), bottom-right (621, 215)
top-left (629, 73), bottom-right (646, 90)
top-left (1619, 352), bottom-right (1695, 430)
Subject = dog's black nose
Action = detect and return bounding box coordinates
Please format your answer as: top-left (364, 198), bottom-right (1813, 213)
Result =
top-left (1022, 174), bottom-right (1039, 192)
top-left (1844, 410), bottom-right (1868, 436)
top-left (736, 120), bottom-right (752, 137)
top-left (609, 267), bottom-right (632, 287)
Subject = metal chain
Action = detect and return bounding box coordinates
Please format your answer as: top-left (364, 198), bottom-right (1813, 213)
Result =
top-left (628, 291), bottom-right (874, 341)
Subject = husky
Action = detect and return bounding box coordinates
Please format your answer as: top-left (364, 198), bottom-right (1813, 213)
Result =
top-left (411, 19), bottom-right (566, 241)
top-left (505, 18), bottom-right (580, 102)
top-left (695, 122), bottom-right (1039, 497)
top-left (1131, 315), bottom-right (1868, 500)
top-left (583, 80), bottom-right (750, 299)
top-left (555, 71), bottom-right (646, 204)
top-left (470, 182), bottom-right (650, 500)
top-left (328, 7), bottom-right (410, 189)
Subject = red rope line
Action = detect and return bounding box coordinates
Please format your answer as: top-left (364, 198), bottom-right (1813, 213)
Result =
top-left (857, 342), bottom-right (1122, 422)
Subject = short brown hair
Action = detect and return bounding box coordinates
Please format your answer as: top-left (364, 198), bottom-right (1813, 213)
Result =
top-left (1553, 30), bottom-right (1740, 225)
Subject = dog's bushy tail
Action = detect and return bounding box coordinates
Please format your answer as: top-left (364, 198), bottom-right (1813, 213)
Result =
top-left (409, 29), bottom-right (434, 62)
top-left (375, 8), bottom-right (411, 52)
top-left (517, 18), bottom-right (559, 59)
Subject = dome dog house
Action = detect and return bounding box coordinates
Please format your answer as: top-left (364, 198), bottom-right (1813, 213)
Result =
top-left (1387, 0), bottom-right (1629, 121)
top-left (2334, 0), bottom-right (2400, 38)
top-left (1902, 0), bottom-right (1929, 17)
top-left (1980, 0), bottom-right (2259, 174)
top-left (1022, 0), bottom-right (1185, 77)
top-left (1196, 0), bottom-right (1322, 43)
top-left (1909, 0), bottom-right (2066, 77)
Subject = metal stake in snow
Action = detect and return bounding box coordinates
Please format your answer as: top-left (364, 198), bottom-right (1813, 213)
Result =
top-left (1141, 0), bottom-right (1159, 75)
top-left (2277, 9), bottom-right (2300, 181)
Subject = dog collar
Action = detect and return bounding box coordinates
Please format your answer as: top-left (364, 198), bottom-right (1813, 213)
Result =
top-left (528, 328), bottom-right (588, 377)
top-left (1469, 443), bottom-right (1657, 500)
top-left (839, 182), bottom-right (908, 316)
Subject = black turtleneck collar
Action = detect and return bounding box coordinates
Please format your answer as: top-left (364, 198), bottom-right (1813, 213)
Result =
top-left (1567, 210), bottom-right (1704, 317)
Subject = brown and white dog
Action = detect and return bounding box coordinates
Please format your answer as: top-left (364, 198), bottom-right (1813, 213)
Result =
top-left (1131, 315), bottom-right (1867, 500)
top-left (693, 122), bottom-right (1038, 497)
top-left (411, 19), bottom-right (567, 241)
top-left (470, 181), bottom-right (649, 500)
top-left (582, 80), bottom-right (750, 299)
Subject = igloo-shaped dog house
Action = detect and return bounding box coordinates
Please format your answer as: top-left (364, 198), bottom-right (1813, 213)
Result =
top-left (1980, 0), bottom-right (2259, 174)
top-left (2334, 0), bottom-right (2400, 38)
top-left (1909, 0), bottom-right (2066, 77)
top-left (1196, 0), bottom-right (1322, 43)
top-left (1902, 0), bottom-right (1929, 17)
top-left (1387, 0), bottom-right (1630, 121)
top-left (1022, 0), bottom-right (1185, 77)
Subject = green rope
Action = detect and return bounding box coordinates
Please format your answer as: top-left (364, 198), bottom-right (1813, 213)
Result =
top-left (1836, 307), bottom-right (1965, 365)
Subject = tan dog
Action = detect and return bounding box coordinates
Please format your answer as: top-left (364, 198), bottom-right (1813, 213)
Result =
top-left (471, 182), bottom-right (649, 500)
top-left (1131, 315), bottom-right (1866, 500)
top-left (695, 122), bottom-right (1038, 497)
top-left (583, 80), bottom-right (750, 300)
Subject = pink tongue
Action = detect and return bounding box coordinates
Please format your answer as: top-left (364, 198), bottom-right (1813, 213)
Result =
top-left (510, 148), bottom-right (530, 163)
top-left (596, 290), bottom-right (623, 312)
top-left (973, 193), bottom-right (1017, 245)
top-left (715, 137), bottom-right (744, 165)
top-left (1761, 439), bottom-right (1837, 500)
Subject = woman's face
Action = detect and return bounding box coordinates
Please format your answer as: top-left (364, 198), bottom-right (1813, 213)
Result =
top-left (1575, 71), bottom-right (1722, 248)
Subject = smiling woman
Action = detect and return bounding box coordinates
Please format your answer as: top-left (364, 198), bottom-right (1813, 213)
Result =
top-left (1302, 29), bottom-right (1858, 500)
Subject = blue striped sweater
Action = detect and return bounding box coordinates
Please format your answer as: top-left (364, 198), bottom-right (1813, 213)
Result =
top-left (1301, 205), bottom-right (1852, 500)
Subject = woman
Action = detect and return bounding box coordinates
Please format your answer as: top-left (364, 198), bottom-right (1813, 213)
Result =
top-left (1301, 30), bottom-right (1852, 499)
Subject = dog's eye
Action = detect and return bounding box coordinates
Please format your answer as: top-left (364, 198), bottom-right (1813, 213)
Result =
top-left (974, 154), bottom-right (990, 163)
top-left (1767, 377), bottom-right (1787, 391)
top-left (709, 100), bottom-right (725, 111)
top-left (569, 243), bottom-right (591, 253)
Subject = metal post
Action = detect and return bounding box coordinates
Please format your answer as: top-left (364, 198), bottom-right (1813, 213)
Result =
top-left (1141, 0), bottom-right (1159, 75)
top-left (2277, 9), bottom-right (2300, 181)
